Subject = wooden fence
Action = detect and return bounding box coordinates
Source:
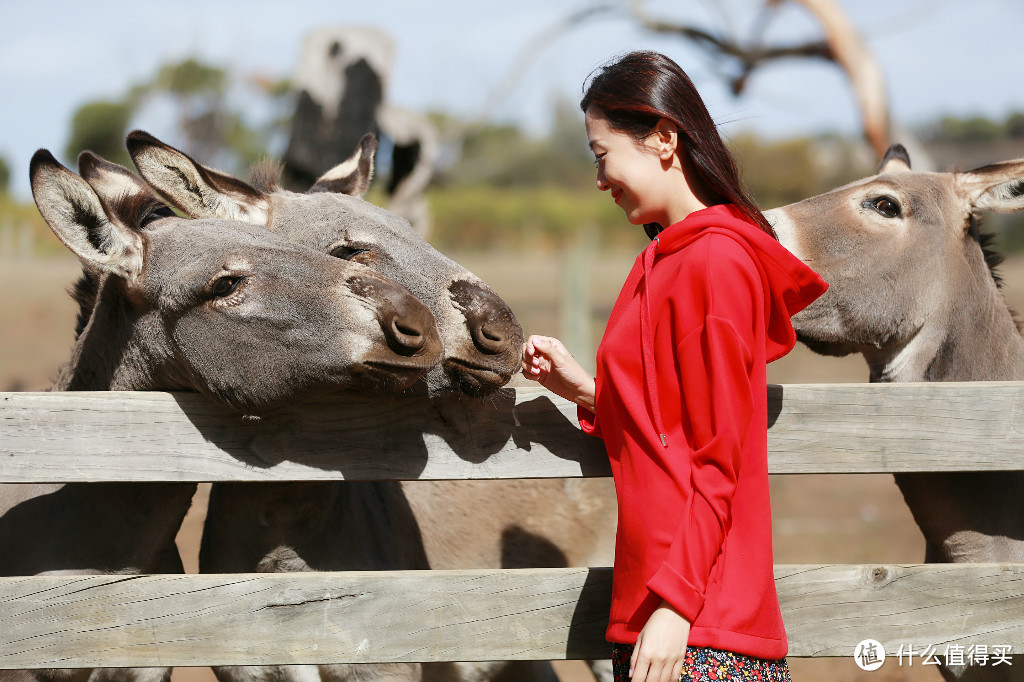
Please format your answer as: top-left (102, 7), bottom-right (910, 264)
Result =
top-left (1, 382), bottom-right (1024, 670)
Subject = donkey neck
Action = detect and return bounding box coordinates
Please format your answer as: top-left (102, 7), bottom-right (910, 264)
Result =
top-left (866, 256), bottom-right (1024, 383)
top-left (53, 274), bottom-right (185, 392)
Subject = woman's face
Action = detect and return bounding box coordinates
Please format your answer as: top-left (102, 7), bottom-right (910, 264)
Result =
top-left (585, 105), bottom-right (670, 227)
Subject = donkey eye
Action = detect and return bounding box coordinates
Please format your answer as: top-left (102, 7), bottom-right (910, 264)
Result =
top-left (330, 245), bottom-right (371, 261)
top-left (211, 276), bottom-right (244, 298)
top-left (867, 196), bottom-right (902, 218)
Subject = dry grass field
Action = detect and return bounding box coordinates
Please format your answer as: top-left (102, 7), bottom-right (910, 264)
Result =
top-left (8, 246), bottom-right (1024, 681)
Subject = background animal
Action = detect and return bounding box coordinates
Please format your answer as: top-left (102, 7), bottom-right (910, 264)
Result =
top-left (767, 145), bottom-right (1024, 682)
top-left (1, 150), bottom-right (442, 682)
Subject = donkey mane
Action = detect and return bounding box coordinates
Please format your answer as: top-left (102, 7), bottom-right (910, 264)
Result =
top-left (69, 270), bottom-right (98, 340)
top-left (249, 159), bottom-right (284, 193)
top-left (108, 192), bottom-right (175, 229)
top-left (968, 214), bottom-right (1023, 331)
top-left (968, 215), bottom-right (1005, 286)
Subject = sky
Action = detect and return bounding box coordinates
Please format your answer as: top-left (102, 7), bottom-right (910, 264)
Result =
top-left (2, 0), bottom-right (1023, 200)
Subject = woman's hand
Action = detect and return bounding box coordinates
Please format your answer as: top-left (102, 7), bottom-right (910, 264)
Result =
top-left (520, 335), bottom-right (596, 411)
top-left (630, 602), bottom-right (691, 682)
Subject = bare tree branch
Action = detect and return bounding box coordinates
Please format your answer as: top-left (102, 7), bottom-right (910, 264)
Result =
top-left (628, 0), bottom-right (833, 96)
top-left (783, 0), bottom-right (891, 158)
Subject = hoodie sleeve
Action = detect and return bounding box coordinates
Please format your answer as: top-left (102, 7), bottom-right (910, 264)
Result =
top-left (577, 374), bottom-right (602, 438)
top-left (578, 404), bottom-right (602, 438)
top-left (645, 239), bottom-right (759, 623)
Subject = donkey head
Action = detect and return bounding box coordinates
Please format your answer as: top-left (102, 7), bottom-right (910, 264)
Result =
top-left (32, 149), bottom-right (442, 414)
top-left (767, 145), bottom-right (1024, 382)
top-left (126, 131), bottom-right (524, 397)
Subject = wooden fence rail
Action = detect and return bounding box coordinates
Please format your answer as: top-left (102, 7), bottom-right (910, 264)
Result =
top-left (3, 382), bottom-right (1024, 482)
top-left (2, 383), bottom-right (1024, 669)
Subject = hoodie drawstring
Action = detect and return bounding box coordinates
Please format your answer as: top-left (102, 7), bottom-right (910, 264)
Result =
top-left (641, 237), bottom-right (669, 448)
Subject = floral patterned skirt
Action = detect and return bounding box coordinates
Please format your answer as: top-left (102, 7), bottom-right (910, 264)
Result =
top-left (612, 643), bottom-right (792, 682)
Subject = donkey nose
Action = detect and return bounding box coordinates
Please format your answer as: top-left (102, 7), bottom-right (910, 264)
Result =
top-left (381, 303), bottom-right (431, 356)
top-left (347, 273), bottom-right (440, 357)
top-left (448, 279), bottom-right (523, 356)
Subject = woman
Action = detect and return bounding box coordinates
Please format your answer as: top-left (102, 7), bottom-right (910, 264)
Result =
top-left (521, 51), bottom-right (827, 682)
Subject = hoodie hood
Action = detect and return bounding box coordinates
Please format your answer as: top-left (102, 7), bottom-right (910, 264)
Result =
top-left (638, 204), bottom-right (828, 447)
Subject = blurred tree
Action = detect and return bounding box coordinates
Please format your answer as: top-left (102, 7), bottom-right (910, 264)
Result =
top-left (63, 58), bottom-right (291, 177)
top-left (936, 115), bottom-right (1003, 143)
top-left (65, 100), bottom-right (137, 167)
top-left (730, 132), bottom-right (871, 209)
top-left (434, 99), bottom-right (592, 189)
top-left (1006, 111), bottom-right (1024, 139)
top-left (0, 154), bottom-right (10, 194)
top-left (150, 58), bottom-right (229, 163)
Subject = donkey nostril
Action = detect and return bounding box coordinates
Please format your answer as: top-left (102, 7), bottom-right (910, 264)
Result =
top-left (449, 279), bottom-right (523, 356)
top-left (384, 313), bottom-right (428, 356)
top-left (348, 272), bottom-right (439, 360)
top-left (472, 321), bottom-right (506, 353)
top-left (394, 320), bottom-right (423, 339)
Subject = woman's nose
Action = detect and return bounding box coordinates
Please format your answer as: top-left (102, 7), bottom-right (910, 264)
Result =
top-left (595, 170), bottom-right (609, 191)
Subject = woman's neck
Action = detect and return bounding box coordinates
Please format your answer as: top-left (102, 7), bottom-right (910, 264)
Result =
top-left (661, 155), bottom-right (713, 227)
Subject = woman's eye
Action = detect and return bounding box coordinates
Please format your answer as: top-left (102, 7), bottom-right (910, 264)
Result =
top-left (869, 196), bottom-right (902, 218)
top-left (211, 276), bottom-right (244, 298)
top-left (330, 245), bottom-right (371, 261)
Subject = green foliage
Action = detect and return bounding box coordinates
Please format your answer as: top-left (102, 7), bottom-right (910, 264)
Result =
top-left (426, 185), bottom-right (645, 252)
top-left (434, 100), bottom-right (594, 190)
top-left (938, 116), bottom-right (1003, 143)
top-left (925, 111), bottom-right (1024, 143)
top-left (154, 58), bottom-right (227, 97)
top-left (0, 155), bottom-right (10, 195)
top-left (0, 193), bottom-right (65, 256)
top-left (63, 57), bottom-right (290, 178)
top-left (1007, 112), bottom-right (1024, 139)
top-left (65, 100), bottom-right (137, 167)
top-left (730, 133), bottom-right (873, 210)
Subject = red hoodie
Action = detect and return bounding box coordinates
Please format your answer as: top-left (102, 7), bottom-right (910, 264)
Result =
top-left (579, 204), bottom-right (827, 659)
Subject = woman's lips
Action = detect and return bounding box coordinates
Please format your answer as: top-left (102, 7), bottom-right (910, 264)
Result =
top-left (611, 189), bottom-right (622, 203)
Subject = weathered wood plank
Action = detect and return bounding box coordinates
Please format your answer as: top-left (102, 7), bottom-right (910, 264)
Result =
top-left (0, 569), bottom-right (613, 668)
top-left (777, 563), bottom-right (1024, 657)
top-left (2, 382), bottom-right (1024, 482)
top-left (1, 565), bottom-right (1023, 668)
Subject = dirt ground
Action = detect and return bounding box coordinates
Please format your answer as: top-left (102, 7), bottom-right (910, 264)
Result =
top-left (11, 245), bottom-right (1021, 681)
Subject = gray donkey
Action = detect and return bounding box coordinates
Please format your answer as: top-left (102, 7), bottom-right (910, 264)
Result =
top-left (124, 133), bottom-right (615, 682)
top-left (0, 150), bottom-right (443, 682)
top-left (768, 145), bottom-right (1024, 682)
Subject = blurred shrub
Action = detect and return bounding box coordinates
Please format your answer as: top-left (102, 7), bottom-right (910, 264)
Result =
top-left (65, 100), bottom-right (137, 167)
top-left (427, 185), bottom-right (646, 252)
top-left (0, 194), bottom-right (65, 257)
top-left (730, 132), bottom-right (873, 209)
top-left (0, 155), bottom-right (9, 194)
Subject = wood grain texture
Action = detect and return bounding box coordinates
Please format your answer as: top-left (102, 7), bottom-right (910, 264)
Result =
top-left (2, 382), bottom-right (1024, 482)
top-left (2, 565), bottom-right (1024, 668)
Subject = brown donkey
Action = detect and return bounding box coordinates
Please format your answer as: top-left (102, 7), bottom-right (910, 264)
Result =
top-left (0, 151), bottom-right (442, 682)
top-left (768, 145), bottom-right (1024, 682)
top-left (123, 134), bottom-right (615, 682)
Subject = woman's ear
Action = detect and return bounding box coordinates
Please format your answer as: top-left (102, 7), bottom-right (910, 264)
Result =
top-left (654, 118), bottom-right (678, 160)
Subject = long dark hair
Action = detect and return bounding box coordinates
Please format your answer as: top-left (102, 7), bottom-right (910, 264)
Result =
top-left (581, 50), bottom-right (776, 240)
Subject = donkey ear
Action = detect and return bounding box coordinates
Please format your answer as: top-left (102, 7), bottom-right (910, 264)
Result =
top-left (78, 150), bottom-right (174, 227)
top-left (959, 159), bottom-right (1024, 214)
top-left (876, 144), bottom-right (912, 174)
top-left (30, 149), bottom-right (143, 280)
top-left (309, 133), bottom-right (377, 197)
top-left (126, 129), bottom-right (270, 223)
